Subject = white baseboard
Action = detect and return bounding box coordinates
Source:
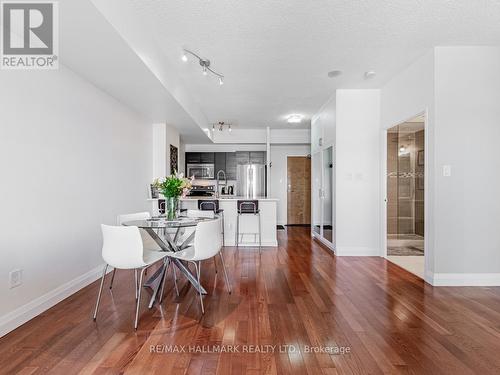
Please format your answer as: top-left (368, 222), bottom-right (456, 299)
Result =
top-left (335, 246), bottom-right (379, 256)
top-left (0, 264), bottom-right (111, 338)
top-left (233, 241), bottom-right (278, 247)
top-left (426, 271), bottom-right (500, 286)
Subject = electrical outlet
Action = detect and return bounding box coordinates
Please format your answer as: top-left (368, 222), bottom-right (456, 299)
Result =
top-left (9, 269), bottom-right (22, 289)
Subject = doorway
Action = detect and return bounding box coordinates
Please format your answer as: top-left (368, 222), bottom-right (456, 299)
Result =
top-left (287, 156), bottom-right (311, 225)
top-left (386, 116), bottom-right (425, 278)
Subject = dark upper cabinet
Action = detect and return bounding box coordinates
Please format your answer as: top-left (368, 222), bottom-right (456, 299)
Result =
top-left (186, 152), bottom-right (215, 164)
top-left (225, 152), bottom-right (237, 180)
top-left (236, 151), bottom-right (250, 165)
top-left (186, 152), bottom-right (201, 164)
top-left (214, 153), bottom-right (226, 175)
top-left (200, 152), bottom-right (215, 163)
top-left (250, 151), bottom-right (266, 164)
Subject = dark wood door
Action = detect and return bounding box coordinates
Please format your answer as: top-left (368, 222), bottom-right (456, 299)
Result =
top-left (287, 156), bottom-right (311, 225)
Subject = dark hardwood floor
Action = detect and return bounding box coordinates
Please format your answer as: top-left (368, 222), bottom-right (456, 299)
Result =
top-left (2, 227), bottom-right (500, 374)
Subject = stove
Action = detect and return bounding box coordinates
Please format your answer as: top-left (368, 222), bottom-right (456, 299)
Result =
top-left (188, 185), bottom-right (215, 197)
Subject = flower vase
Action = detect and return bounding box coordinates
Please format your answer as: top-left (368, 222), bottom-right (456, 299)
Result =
top-left (166, 196), bottom-right (179, 220)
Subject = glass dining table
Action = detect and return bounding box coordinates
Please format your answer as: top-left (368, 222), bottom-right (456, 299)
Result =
top-left (122, 215), bottom-right (215, 308)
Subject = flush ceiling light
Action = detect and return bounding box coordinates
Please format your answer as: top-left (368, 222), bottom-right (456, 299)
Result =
top-left (182, 48), bottom-right (224, 84)
top-left (287, 114), bottom-right (303, 123)
top-left (364, 71), bottom-right (376, 79)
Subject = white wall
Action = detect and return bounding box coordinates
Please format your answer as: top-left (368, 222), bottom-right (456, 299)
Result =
top-left (0, 66), bottom-right (151, 336)
top-left (210, 128), bottom-right (310, 144)
top-left (335, 90), bottom-right (381, 256)
top-left (381, 46), bottom-right (500, 285)
top-left (433, 47), bottom-right (500, 278)
top-left (152, 123), bottom-right (181, 178)
top-left (380, 49), bottom-right (436, 276)
top-left (269, 145), bottom-right (311, 225)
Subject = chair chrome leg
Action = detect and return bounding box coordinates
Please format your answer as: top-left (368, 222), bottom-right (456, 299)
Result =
top-left (236, 213), bottom-right (240, 247)
top-left (172, 263), bottom-right (179, 296)
top-left (159, 259), bottom-right (171, 304)
top-left (93, 264), bottom-right (108, 321)
top-left (221, 213), bottom-right (225, 247)
top-left (109, 268), bottom-right (116, 290)
top-left (134, 269), bottom-right (138, 300)
top-left (193, 261), bottom-right (204, 314)
top-left (219, 251), bottom-right (231, 294)
top-left (135, 267), bottom-right (146, 330)
top-left (258, 212), bottom-right (262, 254)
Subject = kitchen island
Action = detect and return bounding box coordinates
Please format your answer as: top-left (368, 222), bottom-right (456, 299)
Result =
top-left (180, 196), bottom-right (278, 247)
top-left (147, 196), bottom-right (278, 247)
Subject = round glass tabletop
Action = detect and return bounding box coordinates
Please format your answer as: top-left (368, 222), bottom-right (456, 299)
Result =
top-left (122, 216), bottom-right (215, 229)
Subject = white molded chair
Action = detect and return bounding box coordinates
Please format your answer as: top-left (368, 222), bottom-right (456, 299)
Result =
top-left (93, 224), bottom-right (169, 329)
top-left (109, 212), bottom-right (152, 295)
top-left (161, 217), bottom-right (230, 314)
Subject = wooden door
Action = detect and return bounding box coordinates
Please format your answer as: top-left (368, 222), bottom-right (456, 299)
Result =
top-left (287, 156), bottom-right (311, 225)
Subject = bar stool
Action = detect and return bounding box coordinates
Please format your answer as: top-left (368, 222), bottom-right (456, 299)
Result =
top-left (236, 200), bottom-right (261, 253)
top-left (198, 200), bottom-right (225, 245)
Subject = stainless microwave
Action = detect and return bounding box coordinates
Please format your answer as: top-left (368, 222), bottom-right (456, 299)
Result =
top-left (186, 163), bottom-right (215, 179)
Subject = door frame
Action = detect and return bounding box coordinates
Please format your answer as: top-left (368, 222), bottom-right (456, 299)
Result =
top-left (310, 141), bottom-right (335, 252)
top-left (380, 110), bottom-right (430, 281)
top-left (286, 155), bottom-right (312, 226)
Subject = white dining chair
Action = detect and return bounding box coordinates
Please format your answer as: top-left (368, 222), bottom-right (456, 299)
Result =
top-left (110, 212), bottom-right (153, 296)
top-left (160, 217), bottom-right (230, 314)
top-left (93, 224), bottom-right (170, 329)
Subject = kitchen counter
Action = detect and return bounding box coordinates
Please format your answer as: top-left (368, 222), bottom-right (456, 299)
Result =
top-left (147, 195), bottom-right (278, 247)
top-left (181, 196), bottom-right (278, 201)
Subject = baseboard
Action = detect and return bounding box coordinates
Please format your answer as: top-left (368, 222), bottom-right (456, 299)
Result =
top-left (426, 271), bottom-right (500, 286)
top-left (335, 246), bottom-right (379, 256)
top-left (0, 264), bottom-right (112, 338)
top-left (234, 241), bottom-right (278, 247)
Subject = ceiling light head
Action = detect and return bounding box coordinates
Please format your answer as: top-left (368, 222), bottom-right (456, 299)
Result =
top-left (228, 124), bottom-right (232, 132)
top-left (183, 49), bottom-right (224, 85)
top-left (287, 114), bottom-right (303, 124)
top-left (364, 71), bottom-right (376, 79)
top-left (327, 70), bottom-right (342, 78)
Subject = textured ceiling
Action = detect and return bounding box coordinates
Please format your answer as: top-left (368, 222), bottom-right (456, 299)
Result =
top-left (125, 0), bottom-right (500, 129)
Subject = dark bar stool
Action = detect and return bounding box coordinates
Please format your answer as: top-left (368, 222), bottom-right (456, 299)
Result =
top-left (236, 200), bottom-right (261, 253)
top-left (198, 200), bottom-right (224, 245)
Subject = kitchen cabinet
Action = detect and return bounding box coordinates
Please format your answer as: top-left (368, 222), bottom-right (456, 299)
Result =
top-left (214, 153), bottom-right (226, 175)
top-left (250, 151), bottom-right (265, 164)
top-left (236, 151), bottom-right (265, 165)
top-left (186, 152), bottom-right (201, 163)
top-left (236, 151), bottom-right (250, 165)
top-left (225, 152), bottom-right (237, 179)
top-left (200, 152), bottom-right (215, 163)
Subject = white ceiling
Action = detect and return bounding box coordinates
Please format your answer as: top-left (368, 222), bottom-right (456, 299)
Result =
top-left (116, 0), bottom-right (500, 130)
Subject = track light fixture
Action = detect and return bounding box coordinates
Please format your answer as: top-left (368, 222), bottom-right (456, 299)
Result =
top-left (182, 48), bottom-right (224, 84)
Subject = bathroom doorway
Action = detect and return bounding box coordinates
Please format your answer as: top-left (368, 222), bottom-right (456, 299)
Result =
top-left (386, 115), bottom-right (425, 278)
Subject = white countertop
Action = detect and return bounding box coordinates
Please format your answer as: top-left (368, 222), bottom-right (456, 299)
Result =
top-left (181, 196), bottom-right (278, 202)
top-left (148, 196), bottom-right (278, 202)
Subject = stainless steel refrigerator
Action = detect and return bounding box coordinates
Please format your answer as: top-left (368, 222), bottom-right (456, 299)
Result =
top-left (236, 164), bottom-right (266, 197)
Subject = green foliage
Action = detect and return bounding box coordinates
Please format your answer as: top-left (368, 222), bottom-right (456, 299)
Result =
top-left (156, 172), bottom-right (193, 198)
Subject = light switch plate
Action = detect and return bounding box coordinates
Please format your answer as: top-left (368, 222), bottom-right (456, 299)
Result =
top-left (443, 165), bottom-right (452, 177)
top-left (9, 269), bottom-right (22, 289)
